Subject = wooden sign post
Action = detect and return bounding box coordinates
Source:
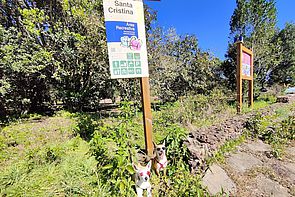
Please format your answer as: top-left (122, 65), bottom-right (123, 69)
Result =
top-left (237, 41), bottom-right (254, 113)
top-left (140, 77), bottom-right (153, 156)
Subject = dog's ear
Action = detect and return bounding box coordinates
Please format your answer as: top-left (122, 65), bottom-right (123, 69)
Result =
top-left (163, 140), bottom-right (165, 146)
top-left (132, 163), bottom-right (138, 171)
top-left (153, 141), bottom-right (157, 148)
top-left (146, 161), bottom-right (152, 170)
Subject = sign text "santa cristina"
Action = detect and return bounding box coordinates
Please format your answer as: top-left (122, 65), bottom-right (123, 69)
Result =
top-left (108, 1), bottom-right (134, 15)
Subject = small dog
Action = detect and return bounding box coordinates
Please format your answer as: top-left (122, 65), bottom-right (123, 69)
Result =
top-left (132, 161), bottom-right (152, 197)
top-left (152, 141), bottom-right (168, 176)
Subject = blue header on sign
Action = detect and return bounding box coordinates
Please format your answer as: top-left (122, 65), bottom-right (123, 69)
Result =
top-left (105, 21), bottom-right (138, 42)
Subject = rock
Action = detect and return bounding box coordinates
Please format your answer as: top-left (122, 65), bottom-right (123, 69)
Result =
top-left (227, 152), bottom-right (263, 173)
top-left (272, 162), bottom-right (295, 185)
top-left (286, 147), bottom-right (295, 157)
top-left (276, 96), bottom-right (290, 103)
top-left (249, 174), bottom-right (290, 197)
top-left (202, 164), bottom-right (236, 195)
top-left (283, 163), bottom-right (294, 181)
top-left (244, 140), bottom-right (271, 152)
top-left (284, 163), bottom-right (295, 183)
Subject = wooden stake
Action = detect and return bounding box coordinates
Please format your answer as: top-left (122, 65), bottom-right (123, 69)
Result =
top-left (248, 80), bottom-right (254, 108)
top-left (140, 77), bottom-right (153, 157)
top-left (249, 49), bottom-right (254, 108)
top-left (237, 42), bottom-right (243, 113)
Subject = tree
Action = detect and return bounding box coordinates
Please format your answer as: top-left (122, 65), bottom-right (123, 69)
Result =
top-left (0, 0), bottom-right (160, 117)
top-left (148, 28), bottom-right (221, 102)
top-left (0, 2), bottom-right (57, 118)
top-left (271, 23), bottom-right (295, 84)
top-left (223, 0), bottom-right (281, 91)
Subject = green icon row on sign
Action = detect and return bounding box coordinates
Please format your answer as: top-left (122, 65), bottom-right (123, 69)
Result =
top-left (112, 61), bottom-right (141, 68)
top-left (113, 68), bottom-right (142, 75)
top-left (127, 53), bottom-right (141, 60)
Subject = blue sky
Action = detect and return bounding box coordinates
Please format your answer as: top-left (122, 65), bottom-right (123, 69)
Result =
top-left (145, 0), bottom-right (295, 60)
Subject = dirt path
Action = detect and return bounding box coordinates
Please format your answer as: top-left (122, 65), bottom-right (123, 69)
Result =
top-left (185, 95), bottom-right (295, 173)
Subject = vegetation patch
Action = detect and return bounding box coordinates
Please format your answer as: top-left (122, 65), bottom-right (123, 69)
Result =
top-left (245, 103), bottom-right (295, 158)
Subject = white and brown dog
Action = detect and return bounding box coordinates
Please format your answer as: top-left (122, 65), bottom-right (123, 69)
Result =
top-left (152, 141), bottom-right (168, 176)
top-left (132, 161), bottom-right (152, 197)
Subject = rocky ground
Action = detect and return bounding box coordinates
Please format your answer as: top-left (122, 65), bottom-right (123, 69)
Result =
top-left (202, 140), bottom-right (295, 196)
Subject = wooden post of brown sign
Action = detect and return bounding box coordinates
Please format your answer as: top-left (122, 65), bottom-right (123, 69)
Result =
top-left (248, 74), bottom-right (254, 108)
top-left (140, 77), bottom-right (153, 157)
top-left (237, 42), bottom-right (243, 113)
top-left (248, 50), bottom-right (254, 108)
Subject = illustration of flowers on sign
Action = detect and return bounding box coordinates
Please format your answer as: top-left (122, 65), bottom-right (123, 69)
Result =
top-left (120, 36), bottom-right (130, 48)
top-left (120, 36), bottom-right (142, 51)
top-left (129, 36), bottom-right (142, 50)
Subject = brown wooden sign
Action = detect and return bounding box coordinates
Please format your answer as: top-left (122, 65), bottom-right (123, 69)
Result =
top-left (237, 42), bottom-right (254, 113)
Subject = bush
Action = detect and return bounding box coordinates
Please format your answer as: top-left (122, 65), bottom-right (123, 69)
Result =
top-left (153, 89), bottom-right (228, 127)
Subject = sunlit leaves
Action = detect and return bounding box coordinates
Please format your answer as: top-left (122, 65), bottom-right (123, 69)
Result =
top-left (20, 8), bottom-right (46, 35)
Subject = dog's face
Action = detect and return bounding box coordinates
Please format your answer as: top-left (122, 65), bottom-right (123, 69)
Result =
top-left (154, 141), bottom-right (166, 159)
top-left (133, 161), bottom-right (151, 182)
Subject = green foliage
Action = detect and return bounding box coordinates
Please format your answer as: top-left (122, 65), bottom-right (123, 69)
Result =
top-left (50, 2), bottom-right (115, 111)
top-left (74, 113), bottom-right (101, 141)
top-left (153, 125), bottom-right (208, 196)
top-left (153, 89), bottom-right (229, 128)
top-left (0, 137), bottom-right (107, 196)
top-left (164, 125), bottom-right (188, 166)
top-left (74, 101), bottom-right (209, 196)
top-left (257, 92), bottom-right (277, 104)
top-left (0, 0), bottom-right (157, 117)
top-left (0, 25), bottom-right (55, 119)
top-left (1, 92), bottom-right (293, 196)
top-left (0, 0), bottom-right (229, 119)
top-left (1, 0), bottom-right (294, 195)
top-left (87, 102), bottom-right (140, 196)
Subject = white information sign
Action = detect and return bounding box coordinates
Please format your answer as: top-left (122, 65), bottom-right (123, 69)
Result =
top-left (103, 0), bottom-right (149, 79)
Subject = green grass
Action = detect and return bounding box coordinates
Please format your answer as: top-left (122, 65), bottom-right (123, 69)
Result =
top-left (0, 136), bottom-right (107, 196)
top-left (0, 112), bottom-right (113, 196)
top-left (241, 99), bottom-right (274, 113)
top-left (0, 112), bottom-right (75, 163)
